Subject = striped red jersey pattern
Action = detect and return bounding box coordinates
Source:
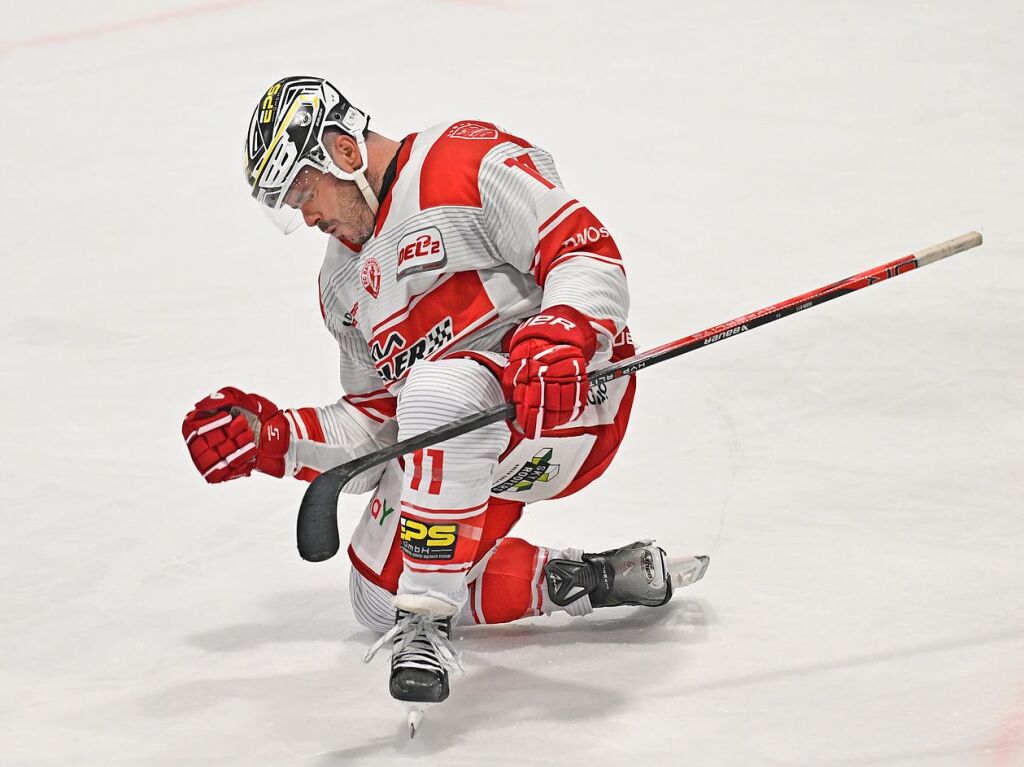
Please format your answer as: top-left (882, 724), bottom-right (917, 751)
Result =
top-left (285, 120), bottom-right (630, 481)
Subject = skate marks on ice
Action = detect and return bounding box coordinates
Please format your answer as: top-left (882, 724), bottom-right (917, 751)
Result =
top-left (312, 600), bottom-right (711, 764)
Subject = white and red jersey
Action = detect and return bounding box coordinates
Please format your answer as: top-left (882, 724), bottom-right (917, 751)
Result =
top-left (279, 120), bottom-right (629, 484)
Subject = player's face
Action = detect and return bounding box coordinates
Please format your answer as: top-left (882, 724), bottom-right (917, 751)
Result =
top-left (285, 167), bottom-right (375, 246)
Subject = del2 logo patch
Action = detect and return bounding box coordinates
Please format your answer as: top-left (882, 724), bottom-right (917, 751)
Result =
top-left (396, 227), bottom-right (447, 280)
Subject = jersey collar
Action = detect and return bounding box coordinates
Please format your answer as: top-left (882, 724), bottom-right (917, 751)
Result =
top-left (372, 135), bottom-right (415, 238)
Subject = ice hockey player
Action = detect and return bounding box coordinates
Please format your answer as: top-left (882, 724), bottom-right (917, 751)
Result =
top-left (181, 76), bottom-right (707, 732)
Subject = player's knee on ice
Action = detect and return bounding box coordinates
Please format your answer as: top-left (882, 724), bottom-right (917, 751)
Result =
top-left (349, 568), bottom-right (396, 634)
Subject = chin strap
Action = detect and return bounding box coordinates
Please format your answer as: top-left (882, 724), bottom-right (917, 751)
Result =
top-left (319, 120), bottom-right (379, 218)
top-left (352, 168), bottom-right (379, 215)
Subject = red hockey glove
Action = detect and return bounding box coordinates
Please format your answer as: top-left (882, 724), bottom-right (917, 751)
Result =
top-left (181, 387), bottom-right (290, 483)
top-left (502, 305), bottom-right (598, 439)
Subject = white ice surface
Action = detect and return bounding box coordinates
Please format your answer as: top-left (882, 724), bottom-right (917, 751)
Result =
top-left (2, 2), bottom-right (1023, 765)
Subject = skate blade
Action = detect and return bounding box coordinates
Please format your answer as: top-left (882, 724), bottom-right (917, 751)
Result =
top-left (666, 554), bottom-right (710, 589)
top-left (407, 704), bottom-right (432, 738)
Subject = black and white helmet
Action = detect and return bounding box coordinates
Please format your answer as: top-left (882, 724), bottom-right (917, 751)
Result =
top-left (244, 76), bottom-right (377, 232)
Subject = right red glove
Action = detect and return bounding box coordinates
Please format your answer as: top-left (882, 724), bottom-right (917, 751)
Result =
top-left (182, 387), bottom-right (290, 483)
top-left (501, 305), bottom-right (598, 439)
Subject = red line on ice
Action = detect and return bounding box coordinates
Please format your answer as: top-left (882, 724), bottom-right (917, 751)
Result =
top-left (0, 0), bottom-right (258, 53)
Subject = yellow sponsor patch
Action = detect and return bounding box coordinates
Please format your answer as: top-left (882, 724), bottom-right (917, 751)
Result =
top-left (400, 517), bottom-right (458, 560)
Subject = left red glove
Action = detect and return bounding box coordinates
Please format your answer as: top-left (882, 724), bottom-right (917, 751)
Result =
top-left (502, 305), bottom-right (598, 439)
top-left (181, 387), bottom-right (290, 483)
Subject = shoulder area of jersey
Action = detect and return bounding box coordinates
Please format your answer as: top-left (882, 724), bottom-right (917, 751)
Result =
top-left (410, 120), bottom-right (534, 209)
top-left (423, 119), bottom-right (528, 146)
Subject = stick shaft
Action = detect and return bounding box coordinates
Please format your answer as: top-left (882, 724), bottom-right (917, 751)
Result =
top-left (589, 231), bottom-right (982, 386)
top-left (297, 231), bottom-right (982, 561)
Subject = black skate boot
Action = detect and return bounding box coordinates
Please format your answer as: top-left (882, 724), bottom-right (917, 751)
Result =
top-left (363, 594), bottom-right (462, 737)
top-left (544, 540), bottom-right (709, 609)
top-left (387, 609), bottom-right (455, 703)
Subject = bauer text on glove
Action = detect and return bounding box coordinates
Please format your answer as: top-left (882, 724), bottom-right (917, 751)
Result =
top-left (501, 305), bottom-right (598, 439)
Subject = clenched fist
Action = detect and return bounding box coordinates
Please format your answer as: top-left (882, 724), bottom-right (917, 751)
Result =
top-left (181, 387), bottom-right (289, 482)
top-left (502, 305), bottom-right (598, 439)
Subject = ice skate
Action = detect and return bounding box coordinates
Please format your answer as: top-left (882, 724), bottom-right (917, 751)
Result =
top-left (363, 594), bottom-right (462, 737)
top-left (545, 540), bottom-right (709, 609)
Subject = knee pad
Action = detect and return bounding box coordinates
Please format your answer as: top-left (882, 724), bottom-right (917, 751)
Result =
top-left (397, 359), bottom-right (507, 451)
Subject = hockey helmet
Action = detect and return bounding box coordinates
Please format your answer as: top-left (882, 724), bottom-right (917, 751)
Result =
top-left (244, 76), bottom-right (378, 233)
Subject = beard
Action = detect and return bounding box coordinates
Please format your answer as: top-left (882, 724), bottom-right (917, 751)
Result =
top-left (317, 200), bottom-right (375, 246)
top-left (349, 213), bottom-right (375, 245)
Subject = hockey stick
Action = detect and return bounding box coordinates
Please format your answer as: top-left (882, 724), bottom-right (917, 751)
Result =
top-left (296, 231), bottom-right (982, 562)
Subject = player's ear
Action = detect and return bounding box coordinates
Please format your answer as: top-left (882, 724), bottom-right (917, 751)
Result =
top-left (325, 130), bottom-right (360, 172)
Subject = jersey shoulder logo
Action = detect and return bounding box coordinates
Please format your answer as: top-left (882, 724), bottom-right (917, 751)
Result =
top-left (397, 226), bottom-right (448, 280)
top-left (447, 121), bottom-right (499, 140)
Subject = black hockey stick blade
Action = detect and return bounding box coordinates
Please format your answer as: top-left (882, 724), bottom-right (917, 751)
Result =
top-left (296, 402), bottom-right (514, 561)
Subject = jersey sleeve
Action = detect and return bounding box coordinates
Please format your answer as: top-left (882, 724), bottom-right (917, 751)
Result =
top-left (478, 141), bottom-right (629, 362)
top-left (275, 261), bottom-right (398, 493)
top-left (279, 393), bottom-right (397, 492)
top-left (477, 141), bottom-right (626, 362)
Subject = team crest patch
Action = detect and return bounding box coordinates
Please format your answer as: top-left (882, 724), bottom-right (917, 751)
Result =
top-left (447, 121), bottom-right (499, 140)
top-left (360, 257), bottom-right (381, 298)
